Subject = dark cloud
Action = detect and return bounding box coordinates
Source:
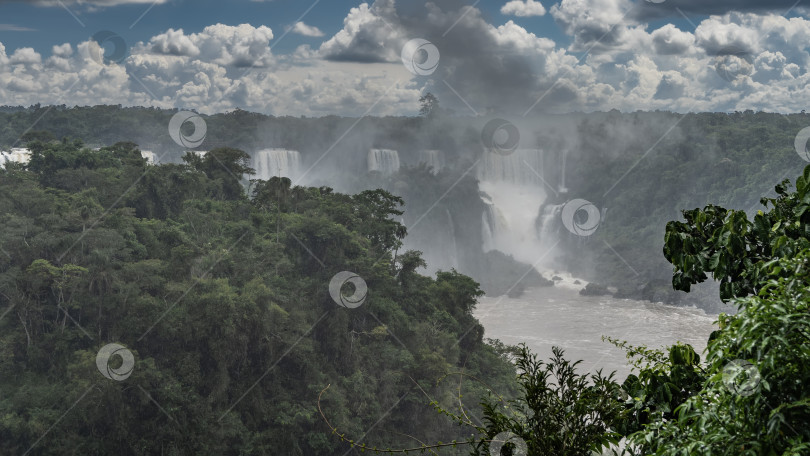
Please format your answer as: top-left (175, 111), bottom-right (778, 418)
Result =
top-left (634, 0), bottom-right (805, 20)
top-left (320, 0), bottom-right (577, 115)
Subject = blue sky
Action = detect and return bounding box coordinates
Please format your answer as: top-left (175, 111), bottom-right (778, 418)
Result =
top-left (0, 0), bottom-right (808, 116)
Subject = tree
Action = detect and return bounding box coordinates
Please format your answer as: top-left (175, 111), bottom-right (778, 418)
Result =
top-left (183, 147), bottom-right (255, 200)
top-left (461, 345), bottom-right (624, 456)
top-left (622, 165), bottom-right (810, 454)
top-left (1, 138), bottom-right (522, 455)
top-left (419, 92), bottom-right (440, 117)
top-left (20, 130), bottom-right (56, 144)
top-left (664, 165), bottom-right (810, 301)
top-left (624, 251), bottom-right (810, 455)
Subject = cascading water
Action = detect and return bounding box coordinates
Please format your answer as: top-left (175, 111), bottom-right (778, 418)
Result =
top-left (478, 148), bottom-right (566, 269)
top-left (419, 150), bottom-right (444, 174)
top-left (253, 149), bottom-right (302, 181)
top-left (537, 203), bottom-right (564, 242)
top-left (445, 208), bottom-right (459, 266)
top-left (477, 148), bottom-right (545, 186)
top-left (481, 192), bottom-right (509, 253)
top-left (368, 149), bottom-right (400, 175)
top-left (0, 148), bottom-right (30, 168)
top-left (141, 150), bottom-right (157, 164)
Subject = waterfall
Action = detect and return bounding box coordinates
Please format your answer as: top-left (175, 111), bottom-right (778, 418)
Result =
top-left (419, 150), bottom-right (444, 174)
top-left (446, 208), bottom-right (459, 266)
top-left (253, 149), bottom-right (302, 181)
top-left (481, 193), bottom-right (509, 253)
top-left (537, 203), bottom-right (564, 242)
top-left (368, 149), bottom-right (400, 175)
top-left (141, 150), bottom-right (157, 164)
top-left (477, 149), bottom-right (545, 186)
top-left (477, 148), bottom-right (555, 267)
top-left (481, 212), bottom-right (494, 253)
top-left (0, 148), bottom-right (30, 168)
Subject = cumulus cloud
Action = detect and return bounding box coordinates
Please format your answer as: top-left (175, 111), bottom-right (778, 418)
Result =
top-left (319, 1), bottom-right (403, 63)
top-left (695, 14), bottom-right (761, 56)
top-left (650, 24), bottom-right (694, 55)
top-left (501, 0), bottom-right (546, 17)
top-left (3, 0), bottom-right (810, 117)
top-left (550, 0), bottom-right (638, 52)
top-left (148, 29), bottom-right (201, 57)
top-left (143, 24), bottom-right (275, 67)
top-left (317, 0), bottom-right (577, 113)
top-left (9, 47), bottom-right (41, 64)
top-left (291, 22), bottom-right (325, 37)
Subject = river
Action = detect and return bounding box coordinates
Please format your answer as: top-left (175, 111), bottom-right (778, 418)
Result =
top-left (474, 279), bottom-right (719, 381)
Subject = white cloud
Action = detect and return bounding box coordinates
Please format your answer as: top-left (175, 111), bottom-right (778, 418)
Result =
top-left (550, 0), bottom-right (639, 52)
top-left (143, 23), bottom-right (275, 67)
top-left (319, 1), bottom-right (403, 63)
top-left (501, 0), bottom-right (546, 17)
top-left (3, 1), bottom-right (810, 117)
top-left (291, 22), bottom-right (325, 37)
top-left (650, 24), bottom-right (694, 55)
top-left (52, 43), bottom-right (73, 57)
top-left (9, 47), bottom-right (41, 64)
top-left (148, 28), bottom-right (200, 57)
top-left (0, 24), bottom-right (36, 32)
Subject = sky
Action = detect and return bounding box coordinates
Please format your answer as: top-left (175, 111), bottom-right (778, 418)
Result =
top-left (0, 0), bottom-right (809, 116)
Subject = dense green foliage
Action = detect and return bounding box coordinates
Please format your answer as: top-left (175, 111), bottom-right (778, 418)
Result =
top-left (3, 106), bottom-right (810, 455)
top-left (468, 345), bottom-right (624, 456)
top-left (558, 110), bottom-right (806, 306)
top-left (0, 139), bottom-right (518, 455)
top-left (635, 253), bottom-right (810, 455)
top-left (664, 165), bottom-right (810, 301)
top-left (4, 106), bottom-right (809, 307)
top-left (605, 339), bottom-right (705, 440)
top-left (619, 166), bottom-right (810, 455)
